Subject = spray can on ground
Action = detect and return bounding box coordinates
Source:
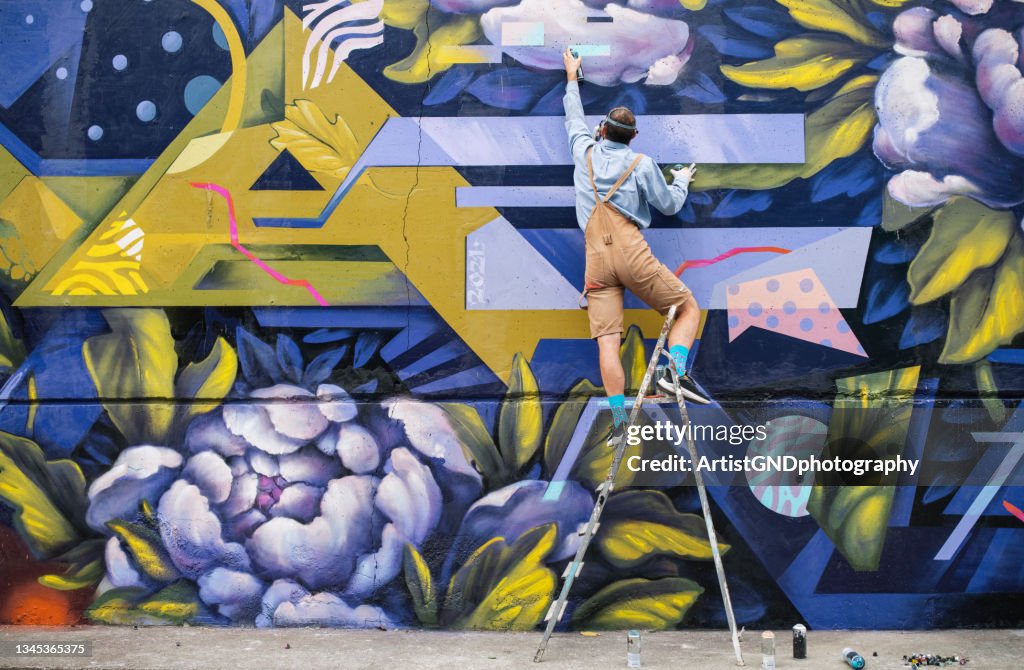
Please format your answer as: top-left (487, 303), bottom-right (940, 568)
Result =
top-left (627, 630), bottom-right (641, 668)
top-left (792, 624), bottom-right (807, 659)
top-left (842, 648), bottom-right (866, 669)
top-left (761, 631), bottom-right (776, 670)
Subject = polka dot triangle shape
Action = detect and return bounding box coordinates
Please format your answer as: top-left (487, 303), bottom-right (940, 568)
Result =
top-left (726, 268), bottom-right (867, 357)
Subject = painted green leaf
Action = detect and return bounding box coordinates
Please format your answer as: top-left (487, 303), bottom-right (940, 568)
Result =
top-left (174, 336), bottom-right (238, 431)
top-left (721, 35), bottom-right (870, 92)
top-left (403, 542), bottom-right (439, 626)
top-left (39, 558), bottom-right (105, 591)
top-left (619, 326), bottom-right (648, 396)
top-left (543, 379), bottom-right (599, 476)
top-left (569, 409), bottom-right (641, 490)
top-left (776, 0), bottom-right (888, 47)
top-left (571, 577), bottom-right (704, 630)
top-left (383, 9), bottom-right (481, 84)
top-left (696, 76), bottom-right (876, 190)
top-left (83, 309), bottom-right (177, 446)
top-left (941, 236), bottom-right (1024, 364)
top-left (807, 367), bottom-right (920, 570)
top-left (975, 360), bottom-right (1007, 423)
top-left (0, 431), bottom-right (86, 559)
top-left (880, 191), bottom-right (936, 232)
top-left (107, 519), bottom-right (180, 582)
top-left (87, 581), bottom-right (201, 625)
top-left (443, 524), bottom-right (557, 631)
top-left (497, 353), bottom-right (543, 472)
top-left (598, 490), bottom-right (728, 567)
top-left (908, 197), bottom-right (1016, 305)
top-left (440, 402), bottom-right (508, 486)
top-left (0, 308), bottom-right (25, 370)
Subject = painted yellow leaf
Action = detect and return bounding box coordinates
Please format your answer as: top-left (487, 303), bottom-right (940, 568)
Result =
top-left (0, 307), bottom-right (25, 370)
top-left (881, 190), bottom-right (937, 232)
top-left (83, 309), bottom-right (177, 446)
top-left (908, 197), bottom-right (1016, 305)
top-left (599, 519), bottom-right (729, 568)
top-left (384, 10), bottom-right (482, 84)
top-left (777, 0), bottom-right (888, 46)
top-left (107, 520), bottom-right (180, 582)
top-left (446, 524), bottom-right (557, 631)
top-left (441, 402), bottom-right (508, 485)
top-left (721, 35), bottom-right (869, 92)
top-left (376, 0), bottom-right (430, 30)
top-left (599, 490), bottom-right (728, 567)
top-left (572, 577), bottom-right (704, 630)
top-left (941, 235), bottom-right (1024, 364)
top-left (543, 379), bottom-right (599, 475)
top-left (0, 431), bottom-right (85, 559)
top-left (681, 0), bottom-right (708, 9)
top-left (88, 582), bottom-right (200, 625)
top-left (868, 0), bottom-right (914, 7)
top-left (695, 75), bottom-right (876, 190)
top-left (403, 543), bottom-right (439, 626)
top-left (270, 99), bottom-right (359, 179)
top-left (39, 559), bottom-right (104, 591)
top-left (497, 353), bottom-right (543, 471)
top-left (619, 326), bottom-right (648, 396)
top-left (174, 336), bottom-right (237, 431)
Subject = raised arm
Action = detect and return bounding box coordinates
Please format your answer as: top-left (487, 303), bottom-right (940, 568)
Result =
top-left (639, 159), bottom-right (695, 215)
top-left (562, 49), bottom-right (594, 167)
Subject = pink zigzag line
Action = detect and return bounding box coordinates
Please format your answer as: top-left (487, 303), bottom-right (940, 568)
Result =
top-left (673, 246), bottom-right (791, 277)
top-left (190, 182), bottom-right (329, 306)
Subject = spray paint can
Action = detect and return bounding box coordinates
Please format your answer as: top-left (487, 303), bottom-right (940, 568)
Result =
top-left (841, 648), bottom-right (866, 669)
top-left (792, 624), bottom-right (807, 659)
top-left (627, 630), bottom-right (641, 668)
top-left (761, 631), bottom-right (776, 670)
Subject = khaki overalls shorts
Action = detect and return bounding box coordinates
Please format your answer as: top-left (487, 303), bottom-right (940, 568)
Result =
top-left (581, 147), bottom-right (692, 339)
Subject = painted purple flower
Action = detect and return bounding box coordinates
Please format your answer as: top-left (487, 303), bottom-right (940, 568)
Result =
top-left (479, 0), bottom-right (693, 86)
top-left (88, 385), bottom-right (482, 627)
top-left (873, 2), bottom-right (1024, 207)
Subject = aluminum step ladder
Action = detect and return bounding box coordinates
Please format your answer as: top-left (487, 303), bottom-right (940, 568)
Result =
top-left (533, 304), bottom-right (745, 665)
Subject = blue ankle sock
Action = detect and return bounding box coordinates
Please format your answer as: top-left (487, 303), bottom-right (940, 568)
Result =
top-left (669, 344), bottom-right (690, 376)
top-left (608, 394), bottom-right (628, 427)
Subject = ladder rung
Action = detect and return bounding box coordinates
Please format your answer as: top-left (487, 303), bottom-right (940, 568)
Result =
top-left (579, 522), bottom-right (599, 536)
top-left (561, 561), bottom-right (584, 579)
top-left (596, 481), bottom-right (614, 494)
top-left (544, 599), bottom-right (568, 623)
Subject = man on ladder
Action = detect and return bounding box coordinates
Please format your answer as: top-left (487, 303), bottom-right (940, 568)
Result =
top-left (533, 49), bottom-right (745, 666)
top-left (561, 48), bottom-right (710, 444)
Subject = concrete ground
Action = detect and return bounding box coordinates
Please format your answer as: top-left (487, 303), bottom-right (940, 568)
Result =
top-left (0, 628), bottom-right (1021, 670)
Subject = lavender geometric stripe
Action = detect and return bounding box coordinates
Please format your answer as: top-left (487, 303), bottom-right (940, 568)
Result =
top-left (254, 114), bottom-right (804, 228)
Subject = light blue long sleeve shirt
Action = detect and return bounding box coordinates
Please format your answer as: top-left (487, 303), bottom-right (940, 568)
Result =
top-left (563, 80), bottom-right (689, 231)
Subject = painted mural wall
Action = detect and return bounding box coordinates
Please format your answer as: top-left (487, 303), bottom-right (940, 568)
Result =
top-left (0, 0), bottom-right (1022, 632)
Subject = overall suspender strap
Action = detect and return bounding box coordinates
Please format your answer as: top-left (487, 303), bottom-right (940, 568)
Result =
top-left (603, 154), bottom-right (645, 202)
top-left (586, 148), bottom-right (646, 245)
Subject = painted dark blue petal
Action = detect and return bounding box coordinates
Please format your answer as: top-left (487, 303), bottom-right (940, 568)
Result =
top-left (236, 327), bottom-right (281, 388)
top-left (353, 332), bottom-right (385, 368)
top-left (275, 334), bottom-right (304, 384)
top-left (874, 238), bottom-right (921, 265)
top-left (899, 305), bottom-right (947, 349)
top-left (424, 66), bottom-right (477, 106)
top-left (711, 189), bottom-right (773, 218)
top-left (698, 25), bottom-right (774, 59)
top-left (863, 272), bottom-right (911, 324)
top-left (676, 72), bottom-right (727, 104)
top-left (722, 6), bottom-right (797, 40)
top-left (301, 346), bottom-right (349, 388)
top-left (303, 328), bottom-right (356, 344)
top-left (466, 68), bottom-right (555, 111)
top-left (853, 197), bottom-right (883, 227)
top-left (810, 155), bottom-right (882, 202)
